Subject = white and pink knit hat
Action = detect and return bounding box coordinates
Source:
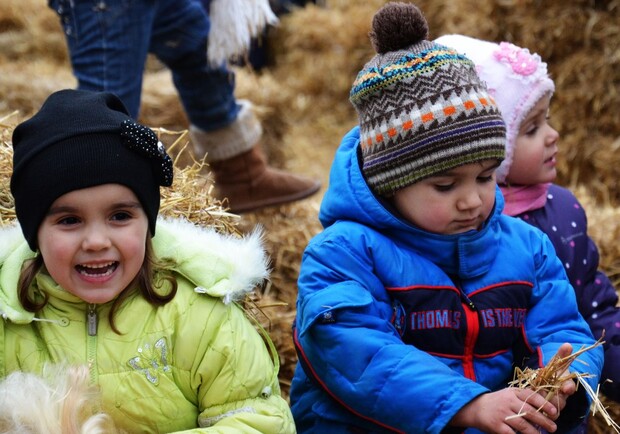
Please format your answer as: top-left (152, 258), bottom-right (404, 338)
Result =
top-left (434, 35), bottom-right (555, 183)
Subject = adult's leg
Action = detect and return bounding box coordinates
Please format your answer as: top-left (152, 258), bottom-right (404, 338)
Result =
top-left (150, 0), bottom-right (239, 135)
top-left (150, 0), bottom-right (320, 213)
top-left (48, 0), bottom-right (154, 118)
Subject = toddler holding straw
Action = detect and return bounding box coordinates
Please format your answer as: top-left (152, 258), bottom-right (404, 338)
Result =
top-left (290, 3), bottom-right (603, 433)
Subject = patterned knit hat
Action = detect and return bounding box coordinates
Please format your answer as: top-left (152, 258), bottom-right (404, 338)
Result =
top-left (11, 89), bottom-right (173, 250)
top-left (435, 34), bottom-right (555, 184)
top-left (350, 2), bottom-right (506, 197)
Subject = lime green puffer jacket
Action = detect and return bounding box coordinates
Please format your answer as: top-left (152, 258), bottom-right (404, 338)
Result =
top-left (0, 218), bottom-right (296, 433)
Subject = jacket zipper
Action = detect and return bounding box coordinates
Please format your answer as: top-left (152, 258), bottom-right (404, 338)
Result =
top-left (86, 304), bottom-right (98, 384)
top-left (452, 277), bottom-right (479, 381)
top-left (87, 303), bottom-right (98, 336)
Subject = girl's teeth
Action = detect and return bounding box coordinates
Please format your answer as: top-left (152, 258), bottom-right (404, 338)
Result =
top-left (77, 263), bottom-right (117, 276)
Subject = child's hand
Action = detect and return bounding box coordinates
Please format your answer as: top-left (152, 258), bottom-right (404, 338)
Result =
top-left (540, 343), bottom-right (576, 414)
top-left (450, 388), bottom-right (561, 433)
top-left (450, 343), bottom-right (578, 433)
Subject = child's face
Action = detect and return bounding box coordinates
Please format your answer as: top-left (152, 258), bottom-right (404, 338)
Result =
top-left (391, 160), bottom-right (499, 235)
top-left (37, 184), bottom-right (149, 304)
top-left (505, 94), bottom-right (559, 186)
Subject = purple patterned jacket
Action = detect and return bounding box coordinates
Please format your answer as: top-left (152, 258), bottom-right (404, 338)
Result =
top-left (505, 183), bottom-right (619, 401)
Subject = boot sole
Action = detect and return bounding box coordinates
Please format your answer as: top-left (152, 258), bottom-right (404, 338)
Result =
top-left (229, 181), bottom-right (321, 214)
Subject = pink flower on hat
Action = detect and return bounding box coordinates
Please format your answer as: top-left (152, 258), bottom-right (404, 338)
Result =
top-left (493, 42), bottom-right (539, 76)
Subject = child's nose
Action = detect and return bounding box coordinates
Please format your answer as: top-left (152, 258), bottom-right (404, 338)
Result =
top-left (81, 226), bottom-right (111, 251)
top-left (546, 125), bottom-right (559, 146)
top-left (457, 189), bottom-right (483, 210)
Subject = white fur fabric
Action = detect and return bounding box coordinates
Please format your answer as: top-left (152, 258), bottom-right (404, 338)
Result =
top-left (0, 365), bottom-right (121, 434)
top-left (208, 0), bottom-right (278, 67)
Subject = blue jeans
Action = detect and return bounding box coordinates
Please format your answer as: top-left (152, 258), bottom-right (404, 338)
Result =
top-left (48, 0), bottom-right (239, 131)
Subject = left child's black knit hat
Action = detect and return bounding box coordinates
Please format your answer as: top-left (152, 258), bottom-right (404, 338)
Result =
top-left (11, 89), bottom-right (173, 251)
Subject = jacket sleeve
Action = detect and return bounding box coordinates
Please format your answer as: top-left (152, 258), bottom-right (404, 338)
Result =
top-left (570, 216), bottom-right (620, 402)
top-left (174, 300), bottom-right (296, 434)
top-left (294, 229), bottom-right (488, 434)
top-left (524, 231), bottom-right (605, 430)
top-left (540, 188), bottom-right (619, 402)
top-left (575, 234), bottom-right (620, 402)
top-left (588, 268), bottom-right (620, 402)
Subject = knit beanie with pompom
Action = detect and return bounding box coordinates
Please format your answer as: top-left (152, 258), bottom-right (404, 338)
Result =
top-left (350, 2), bottom-right (506, 197)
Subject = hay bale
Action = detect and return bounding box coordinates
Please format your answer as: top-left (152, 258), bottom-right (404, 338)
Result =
top-left (238, 200), bottom-right (324, 393)
top-left (1, 0), bottom-right (618, 418)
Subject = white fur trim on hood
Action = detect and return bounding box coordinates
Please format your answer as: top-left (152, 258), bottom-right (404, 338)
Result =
top-left (153, 217), bottom-right (270, 304)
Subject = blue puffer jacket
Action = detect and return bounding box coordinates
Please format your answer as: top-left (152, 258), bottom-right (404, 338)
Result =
top-left (290, 127), bottom-right (603, 434)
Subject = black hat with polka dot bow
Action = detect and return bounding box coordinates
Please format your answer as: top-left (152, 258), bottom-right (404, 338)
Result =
top-left (11, 89), bottom-right (173, 250)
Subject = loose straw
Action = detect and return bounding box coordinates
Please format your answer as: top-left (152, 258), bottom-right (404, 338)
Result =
top-left (507, 337), bottom-right (619, 433)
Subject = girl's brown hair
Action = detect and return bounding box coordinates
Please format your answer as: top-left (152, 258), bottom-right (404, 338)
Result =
top-left (17, 237), bottom-right (177, 334)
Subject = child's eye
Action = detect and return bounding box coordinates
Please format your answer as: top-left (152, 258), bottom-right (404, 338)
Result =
top-left (477, 175), bottom-right (494, 183)
top-left (57, 216), bottom-right (80, 226)
top-left (525, 125), bottom-right (539, 136)
top-left (111, 211), bottom-right (132, 222)
top-left (434, 184), bottom-right (454, 192)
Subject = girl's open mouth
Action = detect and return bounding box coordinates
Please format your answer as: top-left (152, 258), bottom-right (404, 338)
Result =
top-left (76, 262), bottom-right (118, 277)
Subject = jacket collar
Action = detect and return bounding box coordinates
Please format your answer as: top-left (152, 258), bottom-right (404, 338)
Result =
top-left (319, 126), bottom-right (503, 280)
top-left (0, 217), bottom-right (269, 323)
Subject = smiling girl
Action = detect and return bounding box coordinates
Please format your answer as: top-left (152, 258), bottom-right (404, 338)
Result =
top-left (3, 89), bottom-right (295, 433)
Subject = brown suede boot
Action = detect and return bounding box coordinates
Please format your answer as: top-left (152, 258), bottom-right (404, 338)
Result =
top-left (210, 146), bottom-right (321, 213)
